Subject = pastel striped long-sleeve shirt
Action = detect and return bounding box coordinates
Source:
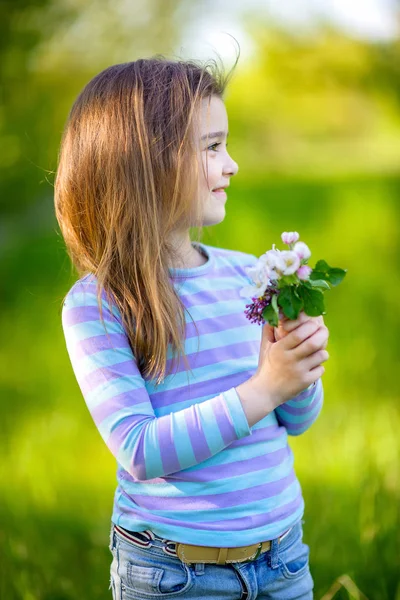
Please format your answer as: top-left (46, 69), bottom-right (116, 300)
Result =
top-left (61, 241), bottom-right (323, 546)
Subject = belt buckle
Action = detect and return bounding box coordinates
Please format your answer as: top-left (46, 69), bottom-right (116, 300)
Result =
top-left (241, 541), bottom-right (263, 564)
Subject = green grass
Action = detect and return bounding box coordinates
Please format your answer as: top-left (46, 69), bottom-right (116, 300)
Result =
top-left (1, 174), bottom-right (399, 599)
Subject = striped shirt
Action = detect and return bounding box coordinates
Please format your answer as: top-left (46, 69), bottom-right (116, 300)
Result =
top-left (61, 241), bottom-right (323, 547)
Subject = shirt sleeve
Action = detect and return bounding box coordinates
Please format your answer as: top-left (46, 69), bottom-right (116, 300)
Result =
top-left (61, 280), bottom-right (252, 481)
top-left (274, 379), bottom-right (324, 436)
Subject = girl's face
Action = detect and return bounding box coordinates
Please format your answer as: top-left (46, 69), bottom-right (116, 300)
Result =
top-left (196, 95), bottom-right (239, 226)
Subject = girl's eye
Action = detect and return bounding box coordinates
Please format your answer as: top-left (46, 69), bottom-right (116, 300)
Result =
top-left (208, 142), bottom-right (220, 151)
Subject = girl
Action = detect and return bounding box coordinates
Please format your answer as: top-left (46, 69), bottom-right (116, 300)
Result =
top-left (55, 57), bottom-right (329, 600)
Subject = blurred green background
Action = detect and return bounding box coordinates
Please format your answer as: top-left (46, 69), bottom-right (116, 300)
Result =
top-left (1, 1), bottom-right (399, 598)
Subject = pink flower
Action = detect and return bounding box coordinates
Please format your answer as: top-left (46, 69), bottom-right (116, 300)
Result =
top-left (281, 231), bottom-right (300, 245)
top-left (297, 265), bottom-right (312, 280)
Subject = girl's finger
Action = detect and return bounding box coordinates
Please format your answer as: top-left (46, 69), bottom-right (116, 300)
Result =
top-left (280, 311), bottom-right (312, 333)
top-left (293, 326), bottom-right (329, 359)
top-left (281, 313), bottom-right (324, 333)
top-left (303, 348), bottom-right (330, 371)
top-left (281, 320), bottom-right (321, 351)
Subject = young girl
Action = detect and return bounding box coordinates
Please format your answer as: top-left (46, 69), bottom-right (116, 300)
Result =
top-left (55, 57), bottom-right (329, 600)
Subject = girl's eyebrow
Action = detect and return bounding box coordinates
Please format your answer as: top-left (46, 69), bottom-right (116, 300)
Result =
top-left (200, 131), bottom-right (229, 141)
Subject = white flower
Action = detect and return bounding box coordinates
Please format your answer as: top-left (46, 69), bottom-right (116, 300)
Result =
top-left (240, 262), bottom-right (271, 298)
top-left (293, 242), bottom-right (311, 260)
top-left (281, 231), bottom-right (300, 245)
top-left (262, 249), bottom-right (285, 272)
top-left (280, 251), bottom-right (301, 275)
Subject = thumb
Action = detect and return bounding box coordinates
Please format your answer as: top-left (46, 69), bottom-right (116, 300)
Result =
top-left (261, 322), bottom-right (276, 344)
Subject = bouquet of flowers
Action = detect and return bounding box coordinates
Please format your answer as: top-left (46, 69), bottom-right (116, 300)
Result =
top-left (240, 232), bottom-right (347, 327)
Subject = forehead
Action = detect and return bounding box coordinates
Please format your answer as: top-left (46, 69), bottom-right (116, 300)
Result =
top-left (195, 95), bottom-right (228, 135)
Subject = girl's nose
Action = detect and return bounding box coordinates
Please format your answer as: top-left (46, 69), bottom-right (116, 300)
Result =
top-left (224, 158), bottom-right (239, 177)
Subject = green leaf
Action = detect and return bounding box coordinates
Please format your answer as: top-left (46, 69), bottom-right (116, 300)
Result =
top-left (297, 285), bottom-right (325, 317)
top-left (277, 286), bottom-right (303, 320)
top-left (262, 303), bottom-right (279, 327)
top-left (310, 261), bottom-right (347, 288)
top-left (314, 260), bottom-right (331, 272)
top-left (308, 278), bottom-right (331, 290)
top-left (278, 274), bottom-right (299, 287)
top-left (309, 270), bottom-right (330, 282)
top-left (326, 268), bottom-right (347, 286)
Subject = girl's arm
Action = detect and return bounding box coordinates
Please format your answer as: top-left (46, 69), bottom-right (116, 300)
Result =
top-left (274, 379), bottom-right (324, 436)
top-left (272, 312), bottom-right (325, 435)
top-left (61, 281), bottom-right (253, 482)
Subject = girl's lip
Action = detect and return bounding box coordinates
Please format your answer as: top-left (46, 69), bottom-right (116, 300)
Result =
top-left (212, 189), bottom-right (227, 199)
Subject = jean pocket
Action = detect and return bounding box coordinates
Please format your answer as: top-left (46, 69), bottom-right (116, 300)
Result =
top-left (278, 541), bottom-right (310, 580)
top-left (116, 540), bottom-right (194, 599)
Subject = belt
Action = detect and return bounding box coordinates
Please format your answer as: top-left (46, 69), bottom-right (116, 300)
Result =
top-left (115, 525), bottom-right (291, 565)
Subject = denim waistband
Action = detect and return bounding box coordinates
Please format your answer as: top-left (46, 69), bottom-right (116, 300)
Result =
top-left (113, 524), bottom-right (294, 560)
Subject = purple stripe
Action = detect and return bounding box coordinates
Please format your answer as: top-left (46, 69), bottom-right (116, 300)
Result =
top-left (129, 470), bottom-right (296, 511)
top-left (129, 427), bottom-right (147, 480)
top-left (64, 305), bottom-right (120, 326)
top-left (211, 394), bottom-right (237, 445)
top-left (165, 340), bottom-right (259, 375)
top-left (171, 263), bottom-right (251, 282)
top-left (279, 386), bottom-right (322, 416)
top-left (199, 495), bottom-right (303, 531)
top-left (290, 385), bottom-right (316, 403)
top-left (91, 386), bottom-right (150, 424)
top-left (184, 405), bottom-right (212, 463)
top-left (181, 288), bottom-right (240, 309)
top-left (184, 311), bottom-right (251, 338)
top-left (221, 422), bottom-right (283, 448)
top-left (80, 360), bottom-right (139, 396)
top-left (119, 491), bottom-right (302, 533)
top-left (120, 469), bottom-right (296, 512)
top-left (281, 402), bottom-right (323, 432)
top-left (157, 417), bottom-right (181, 475)
top-left (122, 446), bottom-right (290, 484)
top-left (150, 371), bottom-right (254, 410)
top-left (107, 414), bottom-right (150, 465)
top-left (75, 333), bottom-right (130, 360)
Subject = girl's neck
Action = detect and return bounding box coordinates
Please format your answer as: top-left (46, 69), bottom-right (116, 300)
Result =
top-left (169, 236), bottom-right (207, 270)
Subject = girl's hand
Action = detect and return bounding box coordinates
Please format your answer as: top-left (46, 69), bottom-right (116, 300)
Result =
top-left (252, 315), bottom-right (329, 407)
top-left (274, 312), bottom-right (328, 350)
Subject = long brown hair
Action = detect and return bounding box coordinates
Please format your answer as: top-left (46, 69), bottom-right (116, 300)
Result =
top-left (55, 55), bottom-right (238, 385)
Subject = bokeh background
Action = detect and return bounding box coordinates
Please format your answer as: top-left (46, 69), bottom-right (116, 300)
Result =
top-left (1, 1), bottom-right (399, 598)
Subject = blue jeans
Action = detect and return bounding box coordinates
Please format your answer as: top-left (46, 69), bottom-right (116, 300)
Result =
top-left (108, 519), bottom-right (313, 599)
